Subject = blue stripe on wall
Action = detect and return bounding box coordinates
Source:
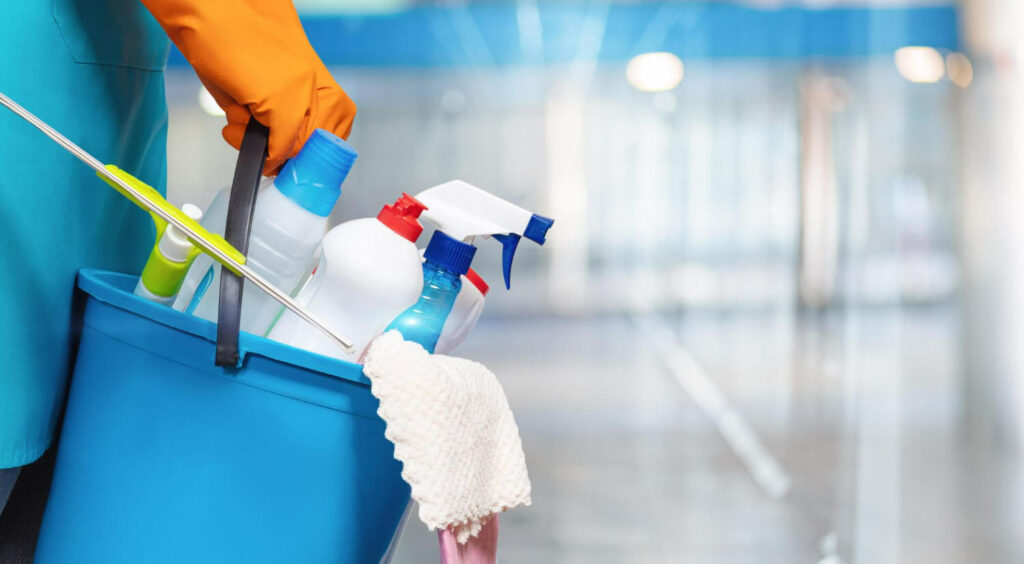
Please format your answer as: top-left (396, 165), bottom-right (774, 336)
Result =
top-left (168, 2), bottom-right (959, 67)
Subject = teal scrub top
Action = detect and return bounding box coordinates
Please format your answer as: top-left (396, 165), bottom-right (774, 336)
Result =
top-left (0, 0), bottom-right (170, 468)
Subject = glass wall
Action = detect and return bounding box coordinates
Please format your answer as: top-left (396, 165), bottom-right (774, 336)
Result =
top-left (168, 58), bottom-right (959, 313)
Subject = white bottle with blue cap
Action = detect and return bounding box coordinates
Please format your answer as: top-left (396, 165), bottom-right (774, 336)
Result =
top-left (173, 129), bottom-right (357, 337)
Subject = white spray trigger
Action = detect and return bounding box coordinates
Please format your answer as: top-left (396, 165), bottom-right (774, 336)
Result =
top-left (415, 180), bottom-right (553, 289)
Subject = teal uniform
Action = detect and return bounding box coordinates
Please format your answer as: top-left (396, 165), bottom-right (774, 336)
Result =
top-left (0, 0), bottom-right (170, 468)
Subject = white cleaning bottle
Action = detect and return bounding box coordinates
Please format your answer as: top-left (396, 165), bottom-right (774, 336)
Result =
top-left (267, 193), bottom-right (428, 361)
top-left (174, 129), bottom-right (356, 336)
top-left (434, 267), bottom-right (488, 355)
top-left (134, 203), bottom-right (204, 306)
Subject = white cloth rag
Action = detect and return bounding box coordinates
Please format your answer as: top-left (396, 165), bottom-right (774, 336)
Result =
top-left (362, 330), bottom-right (531, 543)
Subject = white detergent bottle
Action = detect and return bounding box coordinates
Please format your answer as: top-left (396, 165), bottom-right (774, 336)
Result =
top-left (267, 193), bottom-right (428, 361)
top-left (434, 267), bottom-right (489, 355)
top-left (175, 129), bottom-right (357, 336)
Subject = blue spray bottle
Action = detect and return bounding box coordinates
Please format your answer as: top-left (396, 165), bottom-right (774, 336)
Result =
top-left (384, 231), bottom-right (476, 353)
top-left (384, 180), bottom-right (554, 354)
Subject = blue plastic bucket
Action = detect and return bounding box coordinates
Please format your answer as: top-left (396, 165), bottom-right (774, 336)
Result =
top-left (34, 269), bottom-right (410, 564)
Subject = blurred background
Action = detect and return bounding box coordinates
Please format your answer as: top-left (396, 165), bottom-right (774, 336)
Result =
top-left (164, 0), bottom-right (1023, 562)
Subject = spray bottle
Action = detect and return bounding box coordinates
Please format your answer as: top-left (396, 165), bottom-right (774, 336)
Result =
top-left (385, 231), bottom-right (475, 353)
top-left (410, 180), bottom-right (553, 353)
top-left (133, 203), bottom-right (204, 305)
top-left (411, 241), bottom-right (490, 355)
top-left (384, 180), bottom-right (553, 353)
top-left (415, 180), bottom-right (553, 289)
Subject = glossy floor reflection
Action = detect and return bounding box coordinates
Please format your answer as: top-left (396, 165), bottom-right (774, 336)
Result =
top-left (392, 307), bottom-right (1024, 563)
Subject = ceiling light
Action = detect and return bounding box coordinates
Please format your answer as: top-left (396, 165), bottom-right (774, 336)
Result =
top-left (894, 46), bottom-right (945, 84)
top-left (626, 52), bottom-right (684, 92)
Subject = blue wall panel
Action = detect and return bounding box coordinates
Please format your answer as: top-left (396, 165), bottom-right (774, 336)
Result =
top-left (168, 2), bottom-right (959, 67)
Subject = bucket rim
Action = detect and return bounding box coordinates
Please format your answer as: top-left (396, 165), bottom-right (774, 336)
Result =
top-left (76, 268), bottom-right (369, 385)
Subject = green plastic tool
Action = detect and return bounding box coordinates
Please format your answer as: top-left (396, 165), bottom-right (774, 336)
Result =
top-left (102, 165), bottom-right (244, 274)
top-left (134, 201), bottom-right (203, 299)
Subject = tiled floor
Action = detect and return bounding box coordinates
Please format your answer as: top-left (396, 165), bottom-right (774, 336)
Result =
top-left (393, 307), bottom-right (1024, 563)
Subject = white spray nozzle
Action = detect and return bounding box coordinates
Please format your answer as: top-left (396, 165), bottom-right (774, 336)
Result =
top-left (417, 180), bottom-right (532, 240)
top-left (414, 180), bottom-right (553, 289)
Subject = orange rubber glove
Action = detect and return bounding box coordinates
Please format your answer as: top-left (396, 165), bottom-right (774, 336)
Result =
top-left (142, 0), bottom-right (356, 175)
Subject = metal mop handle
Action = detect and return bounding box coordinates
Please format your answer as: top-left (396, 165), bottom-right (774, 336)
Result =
top-left (0, 90), bottom-right (355, 354)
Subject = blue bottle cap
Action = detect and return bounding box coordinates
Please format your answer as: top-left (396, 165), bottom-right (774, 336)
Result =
top-left (274, 129), bottom-right (357, 217)
top-left (424, 231), bottom-right (476, 276)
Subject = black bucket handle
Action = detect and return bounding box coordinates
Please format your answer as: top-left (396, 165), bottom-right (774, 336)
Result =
top-left (215, 117), bottom-right (269, 367)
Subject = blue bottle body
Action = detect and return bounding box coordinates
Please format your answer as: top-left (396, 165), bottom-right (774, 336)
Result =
top-left (384, 260), bottom-right (463, 354)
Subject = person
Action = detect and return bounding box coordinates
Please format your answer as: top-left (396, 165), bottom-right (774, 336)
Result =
top-left (0, 0), bottom-right (356, 518)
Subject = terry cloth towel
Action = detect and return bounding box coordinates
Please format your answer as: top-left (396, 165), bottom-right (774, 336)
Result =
top-left (362, 330), bottom-right (531, 543)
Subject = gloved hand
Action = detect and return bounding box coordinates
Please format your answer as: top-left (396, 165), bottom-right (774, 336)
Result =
top-left (142, 0), bottom-right (356, 175)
